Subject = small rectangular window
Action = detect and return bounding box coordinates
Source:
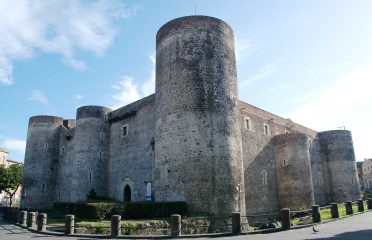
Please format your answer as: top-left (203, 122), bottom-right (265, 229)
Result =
top-left (244, 117), bottom-right (251, 130)
top-left (122, 125), bottom-right (128, 137)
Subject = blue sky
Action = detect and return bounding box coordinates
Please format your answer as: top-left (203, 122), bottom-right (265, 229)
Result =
top-left (0, 0), bottom-right (371, 162)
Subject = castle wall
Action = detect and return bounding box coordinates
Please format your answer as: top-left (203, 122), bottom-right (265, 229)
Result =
top-left (239, 101), bottom-right (320, 215)
top-left (155, 16), bottom-right (245, 216)
top-left (70, 106), bottom-right (111, 202)
top-left (56, 121), bottom-right (75, 202)
top-left (309, 137), bottom-right (327, 206)
top-left (274, 133), bottom-right (315, 210)
top-left (318, 130), bottom-right (360, 202)
top-left (240, 112), bottom-right (279, 216)
top-left (107, 95), bottom-right (155, 202)
top-left (22, 116), bottom-right (62, 209)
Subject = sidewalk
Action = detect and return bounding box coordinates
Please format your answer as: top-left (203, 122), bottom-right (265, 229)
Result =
top-left (1, 211), bottom-right (372, 239)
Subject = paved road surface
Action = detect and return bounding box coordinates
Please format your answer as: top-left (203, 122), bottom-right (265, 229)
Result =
top-left (1, 211), bottom-right (372, 239)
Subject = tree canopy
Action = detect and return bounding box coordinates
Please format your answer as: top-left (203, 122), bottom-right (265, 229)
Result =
top-left (0, 164), bottom-right (23, 206)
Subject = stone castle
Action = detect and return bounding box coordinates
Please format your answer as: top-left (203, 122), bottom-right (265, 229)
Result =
top-left (21, 16), bottom-right (361, 217)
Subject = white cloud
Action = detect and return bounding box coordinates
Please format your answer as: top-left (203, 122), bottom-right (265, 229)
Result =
top-left (0, 137), bottom-right (26, 161)
top-left (0, 0), bottom-right (138, 85)
top-left (141, 53), bottom-right (156, 96)
top-left (111, 54), bottom-right (156, 109)
top-left (111, 76), bottom-right (142, 109)
top-left (75, 94), bottom-right (85, 100)
top-left (235, 39), bottom-right (252, 62)
top-left (240, 64), bottom-right (276, 88)
top-left (28, 90), bottom-right (50, 106)
top-left (286, 63), bottom-right (372, 160)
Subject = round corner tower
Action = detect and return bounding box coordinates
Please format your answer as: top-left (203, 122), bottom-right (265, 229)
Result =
top-left (154, 16), bottom-right (245, 216)
top-left (318, 130), bottom-right (360, 202)
top-left (274, 133), bottom-right (315, 210)
top-left (70, 105), bottom-right (111, 201)
top-left (22, 115), bottom-right (63, 209)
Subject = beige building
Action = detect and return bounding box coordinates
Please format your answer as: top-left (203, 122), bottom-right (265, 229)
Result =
top-left (362, 158), bottom-right (372, 190)
top-left (0, 148), bottom-right (22, 206)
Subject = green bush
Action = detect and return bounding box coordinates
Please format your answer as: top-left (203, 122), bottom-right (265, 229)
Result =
top-left (75, 202), bottom-right (115, 220)
top-left (53, 202), bottom-right (75, 214)
top-left (123, 201), bottom-right (187, 219)
top-left (74, 201), bottom-right (187, 220)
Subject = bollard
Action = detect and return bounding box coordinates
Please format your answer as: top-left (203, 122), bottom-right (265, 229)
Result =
top-left (367, 198), bottom-right (372, 210)
top-left (345, 201), bottom-right (353, 215)
top-left (280, 208), bottom-right (291, 230)
top-left (170, 214), bottom-right (181, 237)
top-left (231, 212), bottom-right (241, 235)
top-left (28, 212), bottom-right (37, 229)
top-left (111, 215), bottom-right (121, 237)
top-left (37, 213), bottom-right (47, 232)
top-left (358, 199), bottom-right (365, 212)
top-left (20, 211), bottom-right (27, 226)
top-left (330, 203), bottom-right (339, 218)
top-left (311, 205), bottom-right (321, 223)
top-left (65, 215), bottom-right (75, 235)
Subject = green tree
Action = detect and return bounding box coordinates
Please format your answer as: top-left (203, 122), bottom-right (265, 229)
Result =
top-left (0, 164), bottom-right (23, 207)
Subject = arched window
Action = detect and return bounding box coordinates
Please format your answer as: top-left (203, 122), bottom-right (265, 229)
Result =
top-left (124, 185), bottom-right (131, 202)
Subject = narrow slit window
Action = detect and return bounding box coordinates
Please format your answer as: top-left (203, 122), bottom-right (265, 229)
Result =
top-left (100, 132), bottom-right (105, 140)
top-left (122, 125), bottom-right (128, 137)
top-left (89, 172), bottom-right (92, 182)
top-left (45, 143), bottom-right (49, 150)
top-left (264, 124), bottom-right (269, 135)
top-left (244, 117), bottom-right (251, 130)
top-left (42, 182), bottom-right (46, 191)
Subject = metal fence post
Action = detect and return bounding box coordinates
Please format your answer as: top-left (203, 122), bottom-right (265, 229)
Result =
top-left (345, 201), bottom-right (353, 215)
top-left (171, 214), bottom-right (181, 237)
top-left (37, 213), bottom-right (47, 232)
top-left (311, 205), bottom-right (321, 223)
top-left (280, 208), bottom-right (291, 230)
top-left (330, 203), bottom-right (339, 218)
top-left (357, 199), bottom-right (365, 212)
top-left (111, 215), bottom-right (121, 237)
top-left (65, 214), bottom-right (75, 235)
top-left (232, 212), bottom-right (241, 235)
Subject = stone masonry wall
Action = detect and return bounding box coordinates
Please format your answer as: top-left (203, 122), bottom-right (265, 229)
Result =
top-left (22, 116), bottom-right (62, 209)
top-left (107, 95), bottom-right (155, 202)
top-left (155, 16), bottom-right (245, 216)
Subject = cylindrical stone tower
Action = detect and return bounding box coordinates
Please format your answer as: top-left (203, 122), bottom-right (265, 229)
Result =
top-left (70, 106), bottom-right (111, 201)
top-left (21, 116), bottom-right (63, 209)
top-left (274, 133), bottom-right (315, 210)
top-left (318, 130), bottom-right (360, 202)
top-left (154, 16), bottom-right (245, 216)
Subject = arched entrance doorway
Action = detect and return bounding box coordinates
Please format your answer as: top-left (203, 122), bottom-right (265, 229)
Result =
top-left (124, 185), bottom-right (131, 202)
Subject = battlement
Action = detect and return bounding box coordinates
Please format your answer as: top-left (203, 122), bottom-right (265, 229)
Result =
top-left (76, 106), bottom-right (112, 119)
top-left (29, 115), bottom-right (63, 125)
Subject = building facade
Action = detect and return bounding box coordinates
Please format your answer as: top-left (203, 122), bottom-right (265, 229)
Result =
top-left (21, 16), bottom-right (361, 216)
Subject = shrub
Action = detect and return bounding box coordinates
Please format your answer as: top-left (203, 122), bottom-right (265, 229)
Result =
top-left (75, 202), bottom-right (115, 220)
top-left (123, 201), bottom-right (187, 219)
top-left (86, 189), bottom-right (97, 200)
top-left (74, 201), bottom-right (187, 220)
top-left (53, 202), bottom-right (75, 214)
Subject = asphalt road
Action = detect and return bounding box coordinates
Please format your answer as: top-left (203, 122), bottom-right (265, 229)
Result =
top-left (1, 211), bottom-right (372, 239)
